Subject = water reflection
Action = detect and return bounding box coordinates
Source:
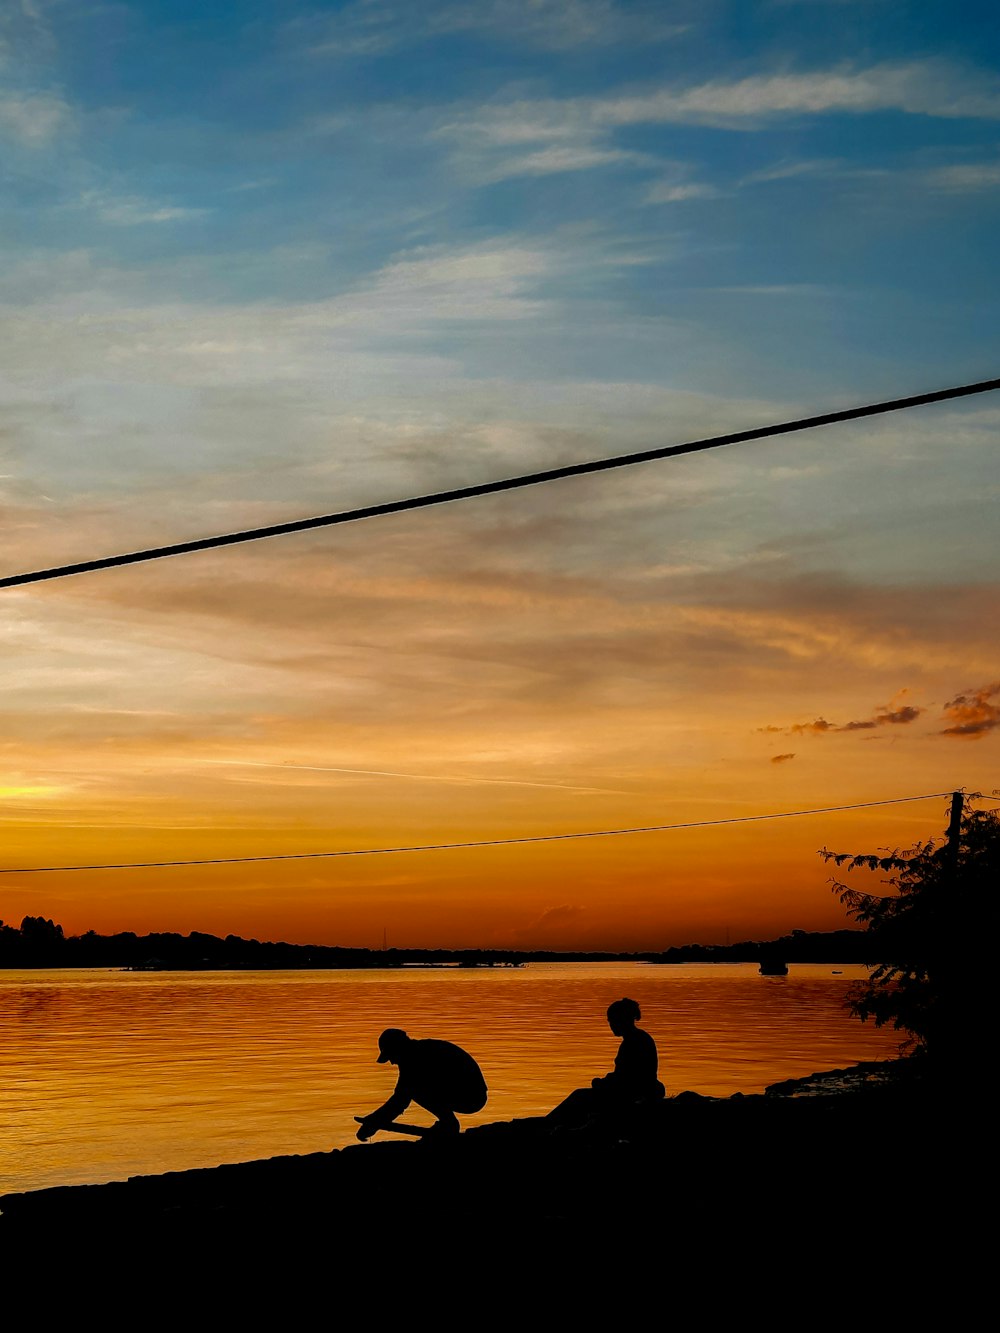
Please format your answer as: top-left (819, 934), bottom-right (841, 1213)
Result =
top-left (0, 963), bottom-right (899, 1195)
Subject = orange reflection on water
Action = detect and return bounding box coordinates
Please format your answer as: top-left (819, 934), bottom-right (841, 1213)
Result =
top-left (0, 962), bottom-right (899, 1196)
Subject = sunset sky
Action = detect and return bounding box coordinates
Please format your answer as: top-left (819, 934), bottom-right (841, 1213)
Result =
top-left (2, 1), bottom-right (998, 950)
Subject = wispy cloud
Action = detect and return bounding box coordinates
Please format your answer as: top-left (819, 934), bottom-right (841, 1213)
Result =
top-left (512, 903), bottom-right (586, 945)
top-left (473, 144), bottom-right (647, 182)
top-left (301, 0), bottom-right (682, 56)
top-left (207, 759), bottom-right (624, 795)
top-left (741, 157), bottom-right (844, 184)
top-left (781, 695), bottom-right (926, 735)
top-left (596, 63), bottom-right (1000, 127)
top-left (790, 717), bottom-right (835, 734)
top-left (645, 180), bottom-right (721, 203)
top-left (437, 60), bottom-right (1000, 187)
top-left (772, 683), bottom-right (1000, 743)
top-left (0, 90), bottom-right (71, 144)
top-left (741, 153), bottom-right (1000, 197)
top-left (941, 683), bottom-right (1000, 739)
top-left (711, 284), bottom-right (831, 295)
top-left (76, 190), bottom-right (209, 226)
top-left (919, 162), bottom-right (1000, 192)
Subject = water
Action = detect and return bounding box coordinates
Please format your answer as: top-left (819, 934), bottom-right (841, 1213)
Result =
top-left (0, 962), bottom-right (899, 1196)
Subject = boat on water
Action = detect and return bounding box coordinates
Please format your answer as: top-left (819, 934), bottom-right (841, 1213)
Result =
top-left (759, 958), bottom-right (789, 976)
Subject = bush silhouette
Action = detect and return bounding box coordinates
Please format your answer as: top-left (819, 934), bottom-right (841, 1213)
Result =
top-left (820, 795), bottom-right (997, 1076)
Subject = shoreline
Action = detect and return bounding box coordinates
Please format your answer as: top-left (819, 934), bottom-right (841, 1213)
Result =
top-left (1, 1060), bottom-right (965, 1259)
top-left (0, 1059), bottom-right (900, 1211)
top-left (4, 1054), bottom-right (990, 1311)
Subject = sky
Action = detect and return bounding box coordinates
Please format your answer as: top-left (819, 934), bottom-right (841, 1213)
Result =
top-left (1, 0), bottom-right (998, 951)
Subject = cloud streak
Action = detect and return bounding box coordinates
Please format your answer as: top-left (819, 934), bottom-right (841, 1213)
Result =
top-left (783, 696), bottom-right (926, 735)
top-left (598, 63), bottom-right (1000, 126)
top-left (773, 685), bottom-right (1000, 742)
top-left (303, 0), bottom-right (681, 56)
top-left (437, 58), bottom-right (1000, 186)
top-left (0, 91), bottom-right (71, 145)
top-left (941, 683), bottom-right (1000, 739)
top-left (206, 759), bottom-right (625, 795)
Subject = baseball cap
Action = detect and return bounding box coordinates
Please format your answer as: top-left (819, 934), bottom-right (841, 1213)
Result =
top-left (377, 1028), bottom-right (408, 1062)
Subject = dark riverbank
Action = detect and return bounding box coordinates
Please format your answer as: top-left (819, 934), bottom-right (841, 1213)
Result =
top-left (1, 917), bottom-right (872, 968)
top-left (2, 1058), bottom-right (983, 1296)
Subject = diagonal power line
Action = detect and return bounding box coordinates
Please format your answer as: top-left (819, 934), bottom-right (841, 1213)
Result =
top-left (3, 376), bottom-right (999, 590)
top-left (0, 791), bottom-right (955, 874)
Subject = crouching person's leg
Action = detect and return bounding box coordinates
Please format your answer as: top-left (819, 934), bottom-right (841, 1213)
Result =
top-left (420, 1101), bottom-right (461, 1136)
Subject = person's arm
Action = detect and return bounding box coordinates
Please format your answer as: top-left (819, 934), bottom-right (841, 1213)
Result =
top-left (355, 1079), bottom-right (412, 1140)
top-left (593, 1037), bottom-right (628, 1086)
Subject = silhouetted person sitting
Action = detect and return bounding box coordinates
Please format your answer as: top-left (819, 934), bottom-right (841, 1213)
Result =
top-left (546, 997), bottom-right (665, 1130)
top-left (355, 1027), bottom-right (488, 1140)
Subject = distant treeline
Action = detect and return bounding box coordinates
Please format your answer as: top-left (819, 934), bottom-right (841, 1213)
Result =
top-left (0, 916), bottom-right (873, 970)
top-left (656, 928), bottom-right (874, 965)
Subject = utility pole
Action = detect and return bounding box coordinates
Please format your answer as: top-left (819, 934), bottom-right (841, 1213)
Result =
top-left (939, 790), bottom-right (966, 1076)
top-left (944, 790), bottom-right (964, 877)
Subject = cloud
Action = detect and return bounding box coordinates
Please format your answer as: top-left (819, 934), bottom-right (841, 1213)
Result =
top-left (437, 59), bottom-right (1000, 188)
top-left (783, 696), bottom-right (926, 735)
top-left (790, 718), bottom-right (834, 733)
top-left (712, 283), bottom-right (832, 296)
top-left (840, 704), bottom-right (923, 730)
top-left (941, 683), bottom-right (1000, 739)
top-left (434, 0), bottom-right (680, 49)
top-left (920, 162), bottom-right (1000, 192)
top-left (877, 704), bottom-right (923, 725)
top-left (0, 236), bottom-right (561, 417)
top-left (742, 154), bottom-right (1000, 198)
top-left (473, 144), bottom-right (647, 182)
top-left (645, 180), bottom-right (721, 203)
top-left (206, 759), bottom-right (622, 795)
top-left (435, 105), bottom-right (650, 181)
top-left (512, 904), bottom-right (586, 943)
top-left (596, 63), bottom-right (1000, 127)
top-left (302, 0), bottom-right (681, 56)
top-left (446, 60), bottom-right (1000, 151)
top-left (741, 157), bottom-right (843, 184)
top-left (76, 191), bottom-right (209, 227)
top-left (0, 91), bottom-right (71, 145)
top-left (435, 105), bottom-right (587, 150)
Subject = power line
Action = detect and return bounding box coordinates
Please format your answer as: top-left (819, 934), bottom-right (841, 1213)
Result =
top-left (3, 376), bottom-right (998, 590)
top-left (0, 791), bottom-right (955, 874)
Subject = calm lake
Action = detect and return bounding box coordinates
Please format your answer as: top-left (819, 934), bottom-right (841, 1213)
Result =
top-left (0, 961), bottom-right (900, 1197)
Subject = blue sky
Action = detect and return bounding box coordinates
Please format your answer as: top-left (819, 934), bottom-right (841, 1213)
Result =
top-left (8, 2), bottom-right (1000, 388)
top-left (2, 1), bottom-right (998, 948)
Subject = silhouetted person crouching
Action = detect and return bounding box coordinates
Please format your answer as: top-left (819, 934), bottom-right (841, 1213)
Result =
top-left (355, 1028), bottom-right (488, 1140)
top-left (546, 997), bottom-right (665, 1130)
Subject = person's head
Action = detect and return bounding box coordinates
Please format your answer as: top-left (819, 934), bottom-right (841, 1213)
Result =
top-left (607, 997), bottom-right (641, 1035)
top-left (376, 1027), bottom-right (411, 1065)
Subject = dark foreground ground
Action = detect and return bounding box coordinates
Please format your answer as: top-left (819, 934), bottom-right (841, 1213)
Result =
top-left (2, 1060), bottom-right (987, 1306)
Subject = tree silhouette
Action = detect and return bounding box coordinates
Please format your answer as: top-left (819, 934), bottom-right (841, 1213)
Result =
top-left (819, 795), bottom-right (998, 1077)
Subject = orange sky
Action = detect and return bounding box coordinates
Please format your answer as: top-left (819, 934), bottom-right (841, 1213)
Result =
top-left (2, 472), bottom-right (996, 950)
